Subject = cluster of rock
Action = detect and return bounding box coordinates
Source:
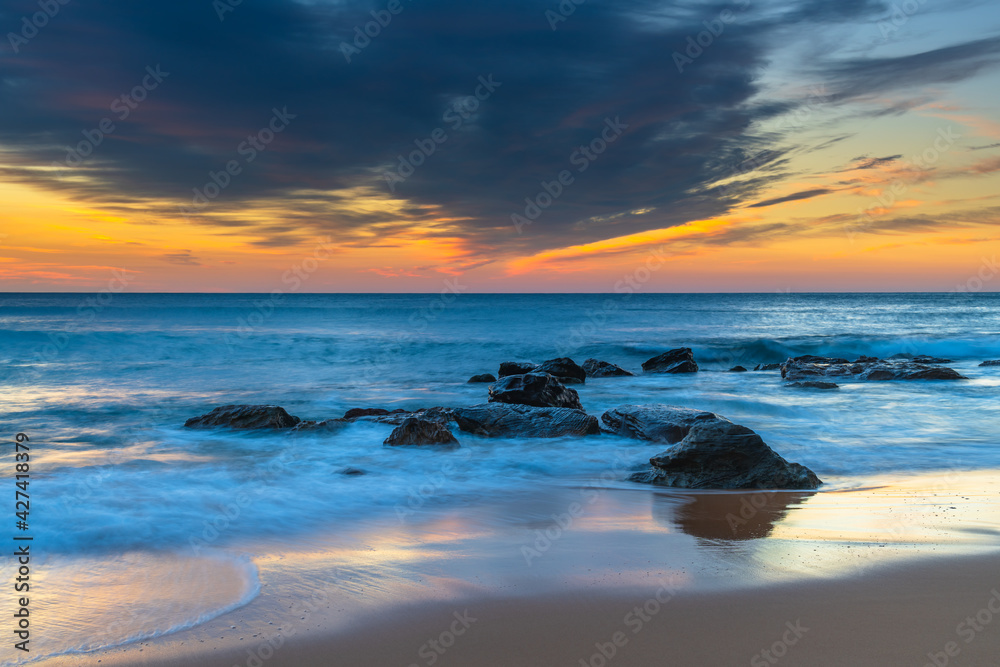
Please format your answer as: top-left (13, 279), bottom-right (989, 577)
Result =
top-left (602, 405), bottom-right (820, 489)
top-left (183, 400), bottom-right (816, 489)
top-left (469, 348), bottom-right (696, 384)
top-left (182, 347), bottom-right (998, 489)
top-left (780, 355), bottom-right (966, 383)
top-left (183, 349), bottom-right (822, 490)
top-left (180, 345), bottom-right (1000, 491)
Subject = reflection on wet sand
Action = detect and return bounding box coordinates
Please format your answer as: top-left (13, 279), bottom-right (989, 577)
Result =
top-left (653, 490), bottom-right (816, 541)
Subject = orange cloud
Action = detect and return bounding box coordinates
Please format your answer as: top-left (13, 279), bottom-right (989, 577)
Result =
top-left (506, 218), bottom-right (731, 274)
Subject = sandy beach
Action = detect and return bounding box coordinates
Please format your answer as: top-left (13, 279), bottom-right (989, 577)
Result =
top-left (36, 470), bottom-right (1000, 667)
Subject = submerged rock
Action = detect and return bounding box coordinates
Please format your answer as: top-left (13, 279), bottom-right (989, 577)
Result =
top-left (290, 419), bottom-right (348, 433)
top-left (753, 363), bottom-right (782, 371)
top-left (642, 347), bottom-right (698, 374)
top-left (781, 355), bottom-right (966, 382)
top-left (452, 403), bottom-right (600, 438)
top-left (185, 405), bottom-right (300, 429)
top-left (583, 359), bottom-right (634, 377)
top-left (980, 360), bottom-right (1000, 367)
top-left (338, 467), bottom-right (366, 476)
top-left (728, 366), bottom-right (748, 372)
top-left (384, 417), bottom-right (459, 446)
top-left (468, 373), bottom-right (497, 383)
top-left (786, 381), bottom-right (839, 390)
top-left (602, 404), bottom-right (820, 490)
top-left (343, 407), bottom-right (408, 420)
top-left (488, 372), bottom-right (583, 409)
top-left (363, 407), bottom-right (456, 425)
top-left (910, 355), bottom-right (953, 364)
top-left (536, 357), bottom-right (587, 384)
top-left (498, 361), bottom-right (538, 378)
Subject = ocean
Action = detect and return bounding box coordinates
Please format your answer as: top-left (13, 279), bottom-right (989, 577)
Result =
top-left (2, 292), bottom-right (999, 662)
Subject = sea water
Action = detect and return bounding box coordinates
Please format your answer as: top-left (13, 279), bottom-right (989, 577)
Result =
top-left (1, 292), bottom-right (998, 661)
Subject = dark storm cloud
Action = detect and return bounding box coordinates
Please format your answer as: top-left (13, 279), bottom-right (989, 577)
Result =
top-left (0, 0), bottom-right (995, 255)
top-left (819, 36), bottom-right (1000, 103)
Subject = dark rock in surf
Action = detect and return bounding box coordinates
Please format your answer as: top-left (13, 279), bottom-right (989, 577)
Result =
top-left (338, 467), bottom-right (366, 476)
top-left (781, 355), bottom-right (966, 382)
top-left (602, 404), bottom-right (718, 443)
top-left (909, 355), bottom-right (953, 364)
top-left (536, 357), bottom-right (587, 384)
top-left (786, 381), bottom-right (839, 390)
top-left (979, 360), bottom-right (1000, 367)
top-left (753, 363), bottom-right (782, 371)
top-left (185, 405), bottom-right (300, 429)
top-left (602, 404), bottom-right (820, 490)
top-left (468, 373), bottom-right (497, 383)
top-left (728, 366), bottom-right (748, 372)
top-left (343, 407), bottom-right (395, 419)
top-left (642, 347), bottom-right (698, 374)
top-left (452, 403), bottom-right (600, 438)
top-left (583, 359), bottom-right (635, 377)
top-left (363, 407), bottom-right (456, 425)
top-left (290, 419), bottom-right (348, 433)
top-left (791, 355), bottom-right (850, 365)
top-left (488, 372), bottom-right (583, 410)
top-left (498, 361), bottom-right (538, 378)
top-left (384, 417), bottom-right (459, 446)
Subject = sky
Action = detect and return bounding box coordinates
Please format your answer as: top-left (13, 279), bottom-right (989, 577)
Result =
top-left (1, 0), bottom-right (999, 292)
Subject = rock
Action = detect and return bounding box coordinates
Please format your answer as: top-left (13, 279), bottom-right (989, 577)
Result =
top-left (728, 366), bottom-right (748, 372)
top-left (468, 373), bottom-right (497, 383)
top-left (979, 360), bottom-right (1000, 367)
top-left (796, 355), bottom-right (851, 365)
top-left (488, 372), bottom-right (583, 409)
top-left (602, 405), bottom-right (719, 442)
top-left (908, 355), bottom-right (953, 364)
top-left (338, 467), bottom-right (366, 476)
top-left (498, 361), bottom-right (538, 378)
top-left (753, 363), bottom-right (782, 371)
top-left (363, 407), bottom-right (456, 425)
top-left (384, 417), bottom-right (459, 446)
top-left (185, 405), bottom-right (300, 429)
top-left (786, 381), bottom-right (839, 390)
top-left (536, 357), bottom-right (587, 384)
top-left (452, 403), bottom-right (600, 438)
top-left (603, 404), bottom-right (820, 490)
top-left (583, 359), bottom-right (634, 377)
top-left (290, 419), bottom-right (348, 432)
top-left (343, 407), bottom-right (395, 419)
top-left (781, 355), bottom-right (966, 382)
top-left (642, 347), bottom-right (698, 373)
top-left (865, 365), bottom-right (965, 381)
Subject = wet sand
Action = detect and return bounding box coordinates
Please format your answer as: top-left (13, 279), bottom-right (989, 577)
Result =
top-left (36, 470), bottom-right (1000, 667)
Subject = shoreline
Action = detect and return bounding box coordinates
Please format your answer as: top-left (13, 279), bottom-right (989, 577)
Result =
top-left (31, 468), bottom-right (1000, 667)
top-left (46, 551), bottom-right (1000, 667)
